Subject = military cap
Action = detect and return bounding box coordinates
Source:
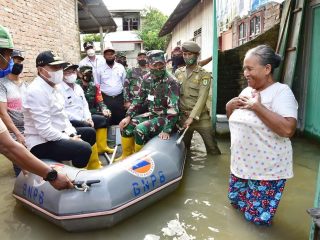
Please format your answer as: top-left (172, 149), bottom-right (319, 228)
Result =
top-left (182, 41), bottom-right (201, 53)
top-left (36, 51), bottom-right (66, 67)
top-left (83, 41), bottom-right (94, 50)
top-left (137, 50), bottom-right (147, 56)
top-left (147, 50), bottom-right (165, 65)
top-left (116, 51), bottom-right (126, 57)
top-left (0, 25), bottom-right (14, 49)
top-left (63, 62), bottom-right (78, 71)
top-left (79, 65), bottom-right (93, 74)
top-left (11, 49), bottom-right (24, 61)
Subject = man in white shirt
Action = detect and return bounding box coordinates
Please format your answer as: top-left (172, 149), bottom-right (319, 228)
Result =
top-left (97, 46), bottom-right (126, 125)
top-left (23, 51), bottom-right (95, 168)
top-left (78, 41), bottom-right (105, 85)
top-left (59, 63), bottom-right (114, 161)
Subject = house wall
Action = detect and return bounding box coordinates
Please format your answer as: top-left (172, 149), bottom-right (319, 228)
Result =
top-left (167, 0), bottom-right (213, 72)
top-left (0, 0), bottom-right (80, 82)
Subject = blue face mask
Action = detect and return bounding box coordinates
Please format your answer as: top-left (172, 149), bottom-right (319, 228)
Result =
top-left (0, 55), bottom-right (14, 78)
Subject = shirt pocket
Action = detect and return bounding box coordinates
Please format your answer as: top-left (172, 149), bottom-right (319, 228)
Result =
top-left (189, 82), bottom-right (200, 97)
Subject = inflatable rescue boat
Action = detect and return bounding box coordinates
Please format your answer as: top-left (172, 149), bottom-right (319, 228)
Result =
top-left (12, 134), bottom-right (186, 232)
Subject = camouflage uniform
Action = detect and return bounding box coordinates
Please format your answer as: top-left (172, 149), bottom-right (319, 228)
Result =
top-left (176, 41), bottom-right (220, 155)
top-left (123, 66), bottom-right (149, 103)
top-left (123, 70), bottom-right (180, 145)
top-left (76, 79), bottom-right (109, 115)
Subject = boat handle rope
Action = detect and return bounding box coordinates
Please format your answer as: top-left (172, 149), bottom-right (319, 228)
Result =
top-left (73, 180), bottom-right (101, 192)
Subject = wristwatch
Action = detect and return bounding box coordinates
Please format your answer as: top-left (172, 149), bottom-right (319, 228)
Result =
top-left (43, 169), bottom-right (58, 182)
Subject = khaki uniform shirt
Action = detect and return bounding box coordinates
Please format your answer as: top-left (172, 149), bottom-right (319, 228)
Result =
top-left (175, 65), bottom-right (211, 121)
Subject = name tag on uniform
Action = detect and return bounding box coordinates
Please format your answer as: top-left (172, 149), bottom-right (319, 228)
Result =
top-left (148, 94), bottom-right (155, 101)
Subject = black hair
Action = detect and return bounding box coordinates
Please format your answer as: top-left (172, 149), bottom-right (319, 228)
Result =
top-left (246, 45), bottom-right (282, 73)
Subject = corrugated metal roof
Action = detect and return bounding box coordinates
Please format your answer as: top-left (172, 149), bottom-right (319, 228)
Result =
top-left (78, 0), bottom-right (117, 33)
top-left (159, 0), bottom-right (200, 37)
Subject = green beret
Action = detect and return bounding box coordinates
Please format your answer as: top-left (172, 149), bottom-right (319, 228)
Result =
top-left (182, 41), bottom-right (201, 53)
top-left (147, 50), bottom-right (165, 65)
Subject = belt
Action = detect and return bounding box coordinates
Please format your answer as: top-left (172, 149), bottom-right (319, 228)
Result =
top-left (102, 92), bottom-right (123, 99)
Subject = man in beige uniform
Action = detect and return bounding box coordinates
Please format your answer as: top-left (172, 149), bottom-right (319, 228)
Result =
top-left (175, 41), bottom-right (220, 155)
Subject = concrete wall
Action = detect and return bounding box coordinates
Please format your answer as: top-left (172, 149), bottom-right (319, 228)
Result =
top-left (0, 0), bottom-right (80, 82)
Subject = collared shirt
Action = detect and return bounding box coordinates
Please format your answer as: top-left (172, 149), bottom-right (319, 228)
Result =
top-left (79, 55), bottom-right (105, 84)
top-left (58, 81), bottom-right (91, 121)
top-left (0, 118), bottom-right (7, 134)
top-left (23, 76), bottom-right (76, 150)
top-left (97, 62), bottom-right (126, 96)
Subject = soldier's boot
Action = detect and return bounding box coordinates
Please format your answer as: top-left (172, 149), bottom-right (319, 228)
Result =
top-left (115, 136), bottom-right (135, 162)
top-left (86, 144), bottom-right (103, 170)
top-left (197, 128), bottom-right (221, 155)
top-left (96, 128), bottom-right (114, 154)
top-left (134, 143), bottom-right (143, 153)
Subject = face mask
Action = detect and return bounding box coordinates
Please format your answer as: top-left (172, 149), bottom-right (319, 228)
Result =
top-left (41, 68), bottom-right (63, 84)
top-left (138, 59), bottom-right (147, 67)
top-left (150, 68), bottom-right (165, 79)
top-left (64, 74), bottom-right (77, 83)
top-left (87, 49), bottom-right (95, 57)
top-left (11, 63), bottom-right (23, 75)
top-left (172, 56), bottom-right (185, 67)
top-left (183, 55), bottom-right (197, 66)
top-left (0, 54), bottom-right (14, 78)
top-left (106, 59), bottom-right (115, 65)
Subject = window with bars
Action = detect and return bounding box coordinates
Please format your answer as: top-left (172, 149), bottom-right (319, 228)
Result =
top-left (123, 18), bottom-right (139, 31)
top-left (249, 14), bottom-right (262, 40)
top-left (238, 22), bottom-right (247, 45)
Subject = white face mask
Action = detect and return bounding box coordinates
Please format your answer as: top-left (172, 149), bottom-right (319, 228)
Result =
top-left (64, 74), bottom-right (77, 84)
top-left (41, 68), bottom-right (63, 85)
top-left (87, 49), bottom-right (95, 57)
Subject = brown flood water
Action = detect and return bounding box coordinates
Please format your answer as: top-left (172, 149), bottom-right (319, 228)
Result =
top-left (0, 133), bottom-right (319, 240)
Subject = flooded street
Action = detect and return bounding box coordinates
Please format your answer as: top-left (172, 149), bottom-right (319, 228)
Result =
top-left (0, 134), bottom-right (318, 240)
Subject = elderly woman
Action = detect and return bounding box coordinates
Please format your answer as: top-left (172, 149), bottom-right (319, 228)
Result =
top-left (226, 45), bottom-right (298, 225)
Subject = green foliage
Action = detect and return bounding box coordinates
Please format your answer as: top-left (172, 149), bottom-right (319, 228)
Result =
top-left (139, 7), bottom-right (169, 51)
top-left (83, 34), bottom-right (101, 43)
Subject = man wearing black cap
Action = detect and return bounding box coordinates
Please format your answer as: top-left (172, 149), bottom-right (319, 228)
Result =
top-left (0, 49), bottom-right (27, 176)
top-left (175, 41), bottom-right (220, 155)
top-left (97, 46), bottom-right (126, 125)
top-left (79, 41), bottom-right (105, 84)
top-left (123, 50), bottom-right (149, 110)
top-left (23, 51), bottom-right (94, 168)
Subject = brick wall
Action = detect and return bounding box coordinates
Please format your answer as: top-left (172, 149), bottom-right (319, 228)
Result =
top-left (0, 0), bottom-right (80, 82)
top-left (217, 24), bottom-right (280, 114)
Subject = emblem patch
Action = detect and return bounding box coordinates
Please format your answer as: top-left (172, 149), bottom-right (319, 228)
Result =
top-left (128, 156), bottom-right (155, 178)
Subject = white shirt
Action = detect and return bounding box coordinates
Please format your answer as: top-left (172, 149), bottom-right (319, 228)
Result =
top-left (228, 83), bottom-right (298, 180)
top-left (97, 62), bottom-right (126, 96)
top-left (58, 81), bottom-right (91, 122)
top-left (78, 55), bottom-right (105, 85)
top-left (23, 76), bottom-right (76, 150)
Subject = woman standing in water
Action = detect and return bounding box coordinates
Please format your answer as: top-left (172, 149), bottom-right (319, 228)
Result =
top-left (226, 45), bottom-right (298, 225)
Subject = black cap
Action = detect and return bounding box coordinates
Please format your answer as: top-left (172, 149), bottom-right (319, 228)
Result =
top-left (83, 41), bottom-right (94, 50)
top-left (36, 51), bottom-right (66, 67)
top-left (11, 49), bottom-right (24, 61)
top-left (63, 62), bottom-right (79, 71)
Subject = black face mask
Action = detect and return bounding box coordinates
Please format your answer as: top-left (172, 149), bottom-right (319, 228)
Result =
top-left (106, 59), bottom-right (115, 65)
top-left (172, 56), bottom-right (185, 67)
top-left (11, 63), bottom-right (23, 75)
top-left (138, 59), bottom-right (147, 67)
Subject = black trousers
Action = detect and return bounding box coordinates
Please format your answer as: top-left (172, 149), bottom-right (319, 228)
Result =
top-left (102, 93), bottom-right (126, 125)
top-left (70, 114), bottom-right (110, 129)
top-left (30, 127), bottom-right (96, 168)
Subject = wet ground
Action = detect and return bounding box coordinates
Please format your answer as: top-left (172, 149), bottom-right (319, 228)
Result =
top-left (0, 133), bottom-right (319, 240)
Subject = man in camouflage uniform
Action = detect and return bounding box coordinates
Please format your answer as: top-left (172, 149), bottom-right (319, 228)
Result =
top-left (77, 66), bottom-right (110, 116)
top-left (117, 50), bottom-right (180, 160)
top-left (123, 50), bottom-right (149, 110)
top-left (115, 51), bottom-right (128, 70)
top-left (175, 41), bottom-right (221, 155)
